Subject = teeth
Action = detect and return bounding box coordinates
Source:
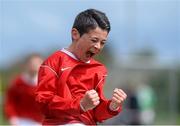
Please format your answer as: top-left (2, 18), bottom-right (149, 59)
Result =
top-left (89, 48), bottom-right (95, 52)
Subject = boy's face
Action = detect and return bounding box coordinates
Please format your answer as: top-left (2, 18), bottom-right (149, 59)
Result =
top-left (72, 27), bottom-right (108, 62)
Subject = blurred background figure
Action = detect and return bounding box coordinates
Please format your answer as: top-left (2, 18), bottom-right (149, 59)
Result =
top-left (136, 83), bottom-right (156, 125)
top-left (123, 84), bottom-right (141, 125)
top-left (3, 53), bottom-right (44, 126)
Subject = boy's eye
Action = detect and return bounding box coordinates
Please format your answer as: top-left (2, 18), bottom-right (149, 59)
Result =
top-left (101, 43), bottom-right (105, 46)
top-left (101, 41), bottom-right (106, 45)
top-left (91, 39), bottom-right (98, 43)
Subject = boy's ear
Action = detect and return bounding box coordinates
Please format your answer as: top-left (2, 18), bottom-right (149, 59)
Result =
top-left (71, 28), bottom-right (80, 41)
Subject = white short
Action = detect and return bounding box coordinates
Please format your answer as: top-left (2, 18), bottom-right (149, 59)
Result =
top-left (10, 117), bottom-right (41, 126)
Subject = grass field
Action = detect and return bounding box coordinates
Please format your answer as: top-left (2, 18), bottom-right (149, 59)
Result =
top-left (0, 98), bottom-right (9, 125)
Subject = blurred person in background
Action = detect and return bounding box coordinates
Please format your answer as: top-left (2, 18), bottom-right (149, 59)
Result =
top-left (136, 83), bottom-right (156, 124)
top-left (4, 53), bottom-right (44, 126)
top-left (124, 84), bottom-right (141, 125)
top-left (35, 8), bottom-right (127, 125)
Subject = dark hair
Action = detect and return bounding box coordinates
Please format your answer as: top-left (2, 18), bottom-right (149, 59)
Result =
top-left (72, 9), bottom-right (111, 36)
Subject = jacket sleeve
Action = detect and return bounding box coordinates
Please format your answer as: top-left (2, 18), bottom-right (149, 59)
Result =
top-left (35, 56), bottom-right (83, 117)
top-left (93, 73), bottom-right (122, 122)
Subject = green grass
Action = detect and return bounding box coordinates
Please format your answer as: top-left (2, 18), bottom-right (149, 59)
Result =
top-left (0, 95), bottom-right (9, 125)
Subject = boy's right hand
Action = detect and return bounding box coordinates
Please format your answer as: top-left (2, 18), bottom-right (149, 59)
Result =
top-left (80, 89), bottom-right (100, 112)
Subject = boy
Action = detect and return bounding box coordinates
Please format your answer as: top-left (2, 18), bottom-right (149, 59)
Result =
top-left (35, 9), bottom-right (127, 125)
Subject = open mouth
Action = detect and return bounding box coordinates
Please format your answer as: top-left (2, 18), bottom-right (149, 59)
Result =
top-left (86, 51), bottom-right (95, 58)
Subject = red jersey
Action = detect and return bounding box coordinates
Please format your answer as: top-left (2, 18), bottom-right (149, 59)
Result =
top-left (35, 49), bottom-right (122, 125)
top-left (4, 74), bottom-right (43, 123)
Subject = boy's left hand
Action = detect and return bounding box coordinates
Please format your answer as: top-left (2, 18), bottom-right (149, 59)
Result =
top-left (109, 88), bottom-right (127, 111)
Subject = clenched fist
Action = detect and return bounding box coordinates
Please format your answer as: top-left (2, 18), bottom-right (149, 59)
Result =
top-left (80, 90), bottom-right (100, 112)
top-left (109, 88), bottom-right (127, 111)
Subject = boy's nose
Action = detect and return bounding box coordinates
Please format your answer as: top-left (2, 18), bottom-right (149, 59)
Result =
top-left (94, 42), bottom-right (101, 50)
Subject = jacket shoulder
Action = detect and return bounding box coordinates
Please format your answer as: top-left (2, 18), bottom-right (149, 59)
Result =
top-left (90, 59), bottom-right (107, 74)
top-left (41, 50), bottom-right (64, 74)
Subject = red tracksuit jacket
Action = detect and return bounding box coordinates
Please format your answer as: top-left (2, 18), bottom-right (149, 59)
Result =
top-left (4, 75), bottom-right (43, 123)
top-left (35, 49), bottom-right (122, 125)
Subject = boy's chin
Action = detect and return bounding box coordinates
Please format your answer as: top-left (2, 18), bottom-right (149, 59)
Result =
top-left (81, 57), bottom-right (91, 63)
